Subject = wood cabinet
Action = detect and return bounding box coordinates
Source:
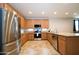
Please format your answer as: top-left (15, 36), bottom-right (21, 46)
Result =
top-left (41, 32), bottom-right (47, 40)
top-left (4, 4), bottom-right (13, 12)
top-left (47, 33), bottom-right (53, 45)
top-left (58, 35), bottom-right (79, 55)
top-left (58, 36), bottom-right (66, 54)
top-left (21, 33), bottom-right (28, 46)
top-left (52, 34), bottom-right (58, 50)
top-left (26, 19), bottom-right (49, 28)
top-left (21, 32), bottom-right (34, 46)
top-left (41, 20), bottom-right (48, 28)
top-left (27, 32), bottom-right (34, 40)
top-left (20, 17), bottom-right (27, 28)
top-left (25, 32), bottom-right (48, 41)
top-left (47, 33), bottom-right (58, 50)
top-left (26, 20), bottom-right (33, 28)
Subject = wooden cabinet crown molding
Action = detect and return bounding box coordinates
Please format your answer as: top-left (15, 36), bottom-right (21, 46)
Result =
top-left (0, 3), bottom-right (4, 8)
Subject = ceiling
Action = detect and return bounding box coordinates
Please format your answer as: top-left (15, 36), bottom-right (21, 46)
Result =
top-left (10, 3), bottom-right (79, 19)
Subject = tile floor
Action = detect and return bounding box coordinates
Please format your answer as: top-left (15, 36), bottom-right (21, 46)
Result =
top-left (19, 40), bottom-right (60, 55)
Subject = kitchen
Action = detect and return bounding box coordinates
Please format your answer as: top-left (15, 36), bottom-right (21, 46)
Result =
top-left (0, 3), bottom-right (79, 55)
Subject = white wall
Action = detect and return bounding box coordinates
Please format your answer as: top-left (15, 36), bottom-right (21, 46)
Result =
top-left (48, 17), bottom-right (73, 33)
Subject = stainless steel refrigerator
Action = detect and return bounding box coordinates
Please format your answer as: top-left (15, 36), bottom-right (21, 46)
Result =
top-left (0, 8), bottom-right (21, 55)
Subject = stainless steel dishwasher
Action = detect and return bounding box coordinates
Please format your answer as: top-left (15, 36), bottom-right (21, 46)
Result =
top-left (52, 34), bottom-right (58, 50)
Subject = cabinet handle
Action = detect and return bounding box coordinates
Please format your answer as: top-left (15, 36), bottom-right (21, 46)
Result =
top-left (52, 36), bottom-right (55, 38)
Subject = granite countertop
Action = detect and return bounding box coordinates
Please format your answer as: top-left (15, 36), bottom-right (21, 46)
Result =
top-left (21, 29), bottom-right (79, 37)
top-left (47, 32), bottom-right (79, 36)
top-left (54, 33), bottom-right (79, 36)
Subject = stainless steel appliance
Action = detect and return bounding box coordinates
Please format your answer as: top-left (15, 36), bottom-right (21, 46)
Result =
top-left (34, 24), bottom-right (41, 38)
top-left (52, 34), bottom-right (58, 50)
top-left (0, 8), bottom-right (20, 55)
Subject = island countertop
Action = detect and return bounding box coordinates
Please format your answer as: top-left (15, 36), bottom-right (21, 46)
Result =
top-left (55, 33), bottom-right (79, 36)
top-left (57, 32), bottom-right (79, 55)
top-left (47, 32), bottom-right (79, 37)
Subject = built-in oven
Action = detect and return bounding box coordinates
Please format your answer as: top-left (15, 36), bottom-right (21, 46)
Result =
top-left (34, 24), bottom-right (41, 38)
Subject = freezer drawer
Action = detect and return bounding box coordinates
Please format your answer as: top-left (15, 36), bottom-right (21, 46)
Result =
top-left (4, 41), bottom-right (17, 53)
top-left (6, 48), bottom-right (18, 55)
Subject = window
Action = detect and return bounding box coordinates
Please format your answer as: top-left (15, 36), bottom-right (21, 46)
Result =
top-left (75, 20), bottom-right (79, 31)
top-left (73, 19), bottom-right (79, 33)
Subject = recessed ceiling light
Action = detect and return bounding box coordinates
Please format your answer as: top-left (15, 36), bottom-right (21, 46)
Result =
top-left (41, 11), bottom-right (45, 15)
top-left (28, 11), bottom-right (32, 14)
top-left (13, 11), bottom-right (16, 15)
top-left (65, 12), bottom-right (69, 15)
top-left (53, 11), bottom-right (57, 15)
top-left (73, 13), bottom-right (77, 15)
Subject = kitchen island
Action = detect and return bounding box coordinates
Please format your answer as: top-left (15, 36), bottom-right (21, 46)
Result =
top-left (56, 33), bottom-right (79, 55)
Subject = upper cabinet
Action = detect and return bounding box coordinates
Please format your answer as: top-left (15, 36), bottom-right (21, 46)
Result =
top-left (41, 20), bottom-right (49, 28)
top-left (26, 20), bottom-right (33, 28)
top-left (20, 17), bottom-right (27, 29)
top-left (26, 19), bottom-right (49, 28)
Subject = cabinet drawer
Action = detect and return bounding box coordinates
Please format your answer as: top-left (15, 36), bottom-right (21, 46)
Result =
top-left (58, 36), bottom-right (66, 54)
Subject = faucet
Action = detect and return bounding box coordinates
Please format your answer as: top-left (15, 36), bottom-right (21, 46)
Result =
top-left (51, 25), bottom-right (58, 34)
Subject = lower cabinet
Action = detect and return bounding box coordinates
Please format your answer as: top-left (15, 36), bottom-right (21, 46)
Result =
top-left (58, 36), bottom-right (66, 55)
top-left (58, 35), bottom-right (79, 55)
top-left (28, 32), bottom-right (34, 40)
top-left (47, 33), bottom-right (53, 45)
top-left (47, 33), bottom-right (58, 50)
top-left (21, 33), bottom-right (28, 46)
top-left (41, 32), bottom-right (48, 40)
top-left (27, 32), bottom-right (47, 40)
top-left (52, 34), bottom-right (58, 50)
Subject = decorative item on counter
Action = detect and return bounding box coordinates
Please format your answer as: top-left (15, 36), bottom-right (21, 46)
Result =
top-left (48, 30), bottom-right (50, 32)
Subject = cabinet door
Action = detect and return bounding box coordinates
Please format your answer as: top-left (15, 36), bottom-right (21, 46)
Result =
top-left (41, 20), bottom-right (48, 28)
top-left (21, 34), bottom-right (28, 46)
top-left (20, 17), bottom-right (26, 28)
top-left (26, 20), bottom-right (33, 28)
top-left (42, 33), bottom-right (47, 40)
top-left (58, 36), bottom-right (66, 55)
top-left (47, 33), bottom-right (53, 45)
top-left (26, 19), bottom-right (48, 28)
top-left (52, 34), bottom-right (58, 50)
top-left (28, 33), bottom-right (34, 40)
